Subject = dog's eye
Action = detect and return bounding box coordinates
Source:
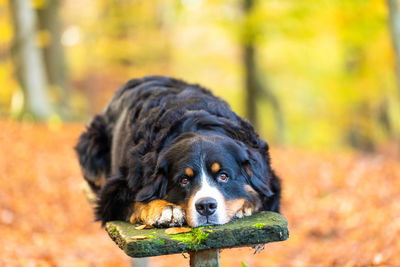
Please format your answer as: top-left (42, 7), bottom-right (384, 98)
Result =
top-left (180, 177), bottom-right (190, 185)
top-left (217, 173), bottom-right (228, 182)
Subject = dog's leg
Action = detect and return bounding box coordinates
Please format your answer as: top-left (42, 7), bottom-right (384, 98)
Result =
top-left (129, 200), bottom-right (186, 227)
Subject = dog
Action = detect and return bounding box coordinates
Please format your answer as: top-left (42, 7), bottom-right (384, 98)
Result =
top-left (75, 76), bottom-right (281, 227)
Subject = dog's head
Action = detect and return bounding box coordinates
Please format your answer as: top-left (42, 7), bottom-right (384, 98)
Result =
top-left (135, 132), bottom-right (275, 227)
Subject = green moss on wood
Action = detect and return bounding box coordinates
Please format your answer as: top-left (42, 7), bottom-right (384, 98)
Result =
top-left (171, 227), bottom-right (210, 250)
top-left (253, 223), bottom-right (267, 229)
top-left (147, 232), bottom-right (157, 239)
top-left (105, 211), bottom-right (289, 258)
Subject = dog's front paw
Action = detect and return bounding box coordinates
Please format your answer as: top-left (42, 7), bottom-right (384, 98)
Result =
top-left (130, 200), bottom-right (186, 227)
top-left (154, 203), bottom-right (185, 227)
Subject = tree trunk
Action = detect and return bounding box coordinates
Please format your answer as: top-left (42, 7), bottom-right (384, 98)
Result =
top-left (36, 0), bottom-right (69, 117)
top-left (387, 0), bottom-right (400, 95)
top-left (10, 0), bottom-right (51, 120)
top-left (242, 0), bottom-right (284, 142)
top-left (243, 0), bottom-right (260, 129)
top-left (384, 0), bottom-right (400, 144)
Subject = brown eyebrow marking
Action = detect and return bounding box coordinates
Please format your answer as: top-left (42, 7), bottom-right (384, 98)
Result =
top-left (211, 162), bottom-right (221, 173)
top-left (185, 167), bottom-right (194, 177)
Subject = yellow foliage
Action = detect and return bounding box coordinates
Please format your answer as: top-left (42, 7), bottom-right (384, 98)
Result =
top-left (1, 0), bottom-right (399, 149)
top-left (36, 29), bottom-right (52, 47)
top-left (0, 62), bottom-right (18, 113)
top-left (0, 21), bottom-right (12, 42)
top-left (47, 113), bottom-right (63, 131)
top-left (30, 0), bottom-right (47, 9)
top-left (10, 89), bottom-right (24, 116)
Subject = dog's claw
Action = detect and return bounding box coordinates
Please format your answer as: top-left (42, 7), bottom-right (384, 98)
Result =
top-left (235, 210), bottom-right (244, 218)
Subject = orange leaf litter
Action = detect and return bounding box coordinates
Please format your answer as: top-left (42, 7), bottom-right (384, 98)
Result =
top-left (1, 120), bottom-right (399, 266)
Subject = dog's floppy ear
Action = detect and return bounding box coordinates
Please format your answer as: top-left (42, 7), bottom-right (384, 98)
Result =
top-left (242, 146), bottom-right (281, 212)
top-left (75, 115), bottom-right (111, 193)
top-left (262, 169), bottom-right (281, 212)
top-left (244, 148), bottom-right (274, 198)
top-left (229, 141), bottom-right (275, 199)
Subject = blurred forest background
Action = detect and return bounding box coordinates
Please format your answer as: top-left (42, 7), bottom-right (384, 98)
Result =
top-left (1, 0), bottom-right (399, 152)
top-left (2, 1), bottom-right (400, 266)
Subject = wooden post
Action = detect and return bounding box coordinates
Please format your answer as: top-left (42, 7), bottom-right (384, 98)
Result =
top-left (131, 258), bottom-right (149, 267)
top-left (190, 249), bottom-right (220, 267)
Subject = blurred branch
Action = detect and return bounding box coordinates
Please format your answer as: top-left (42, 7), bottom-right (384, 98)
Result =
top-left (258, 80), bottom-right (285, 144)
top-left (243, 40), bottom-right (258, 127)
top-left (10, 0), bottom-right (52, 120)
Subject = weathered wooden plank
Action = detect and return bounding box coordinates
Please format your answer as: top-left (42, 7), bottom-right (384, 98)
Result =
top-left (106, 211), bottom-right (289, 258)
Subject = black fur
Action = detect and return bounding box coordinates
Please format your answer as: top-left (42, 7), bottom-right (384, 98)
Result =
top-left (75, 115), bottom-right (111, 193)
top-left (75, 76), bottom-right (281, 225)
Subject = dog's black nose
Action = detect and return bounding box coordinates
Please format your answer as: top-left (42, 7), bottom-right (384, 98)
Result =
top-left (195, 197), bottom-right (217, 216)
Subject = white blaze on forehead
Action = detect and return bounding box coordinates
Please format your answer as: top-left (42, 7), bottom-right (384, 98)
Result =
top-left (190, 169), bottom-right (228, 225)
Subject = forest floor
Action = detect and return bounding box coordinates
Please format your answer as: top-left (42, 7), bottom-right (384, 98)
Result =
top-left (1, 120), bottom-right (400, 267)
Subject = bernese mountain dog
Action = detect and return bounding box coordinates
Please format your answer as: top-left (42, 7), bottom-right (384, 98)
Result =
top-left (75, 76), bottom-right (281, 228)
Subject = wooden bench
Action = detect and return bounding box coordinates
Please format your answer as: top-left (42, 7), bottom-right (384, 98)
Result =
top-left (106, 211), bottom-right (289, 267)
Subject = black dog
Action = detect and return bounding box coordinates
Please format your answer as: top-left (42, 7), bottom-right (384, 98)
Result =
top-left (75, 76), bottom-right (281, 227)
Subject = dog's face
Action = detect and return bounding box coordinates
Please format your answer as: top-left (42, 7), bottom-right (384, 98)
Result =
top-left (154, 133), bottom-right (262, 227)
